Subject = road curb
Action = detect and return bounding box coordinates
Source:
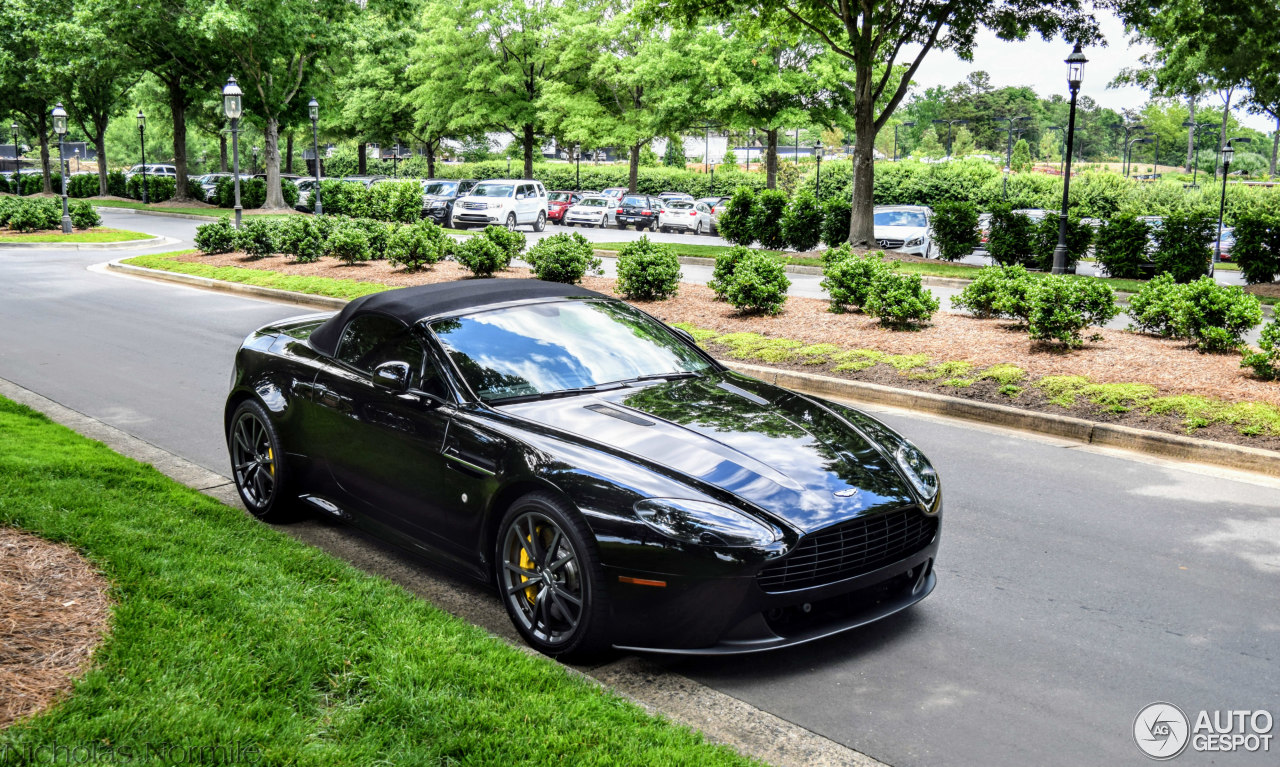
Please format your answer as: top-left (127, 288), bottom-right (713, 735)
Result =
top-left (93, 206), bottom-right (221, 221)
top-left (0, 235), bottom-right (176, 251)
top-left (108, 258), bottom-right (1280, 479)
top-left (727, 361), bottom-right (1280, 478)
top-left (0, 374), bottom-right (885, 767)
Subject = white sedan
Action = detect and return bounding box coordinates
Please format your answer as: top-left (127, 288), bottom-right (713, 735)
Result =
top-left (562, 195), bottom-right (614, 228)
top-left (658, 200), bottom-right (714, 235)
top-left (873, 205), bottom-right (934, 258)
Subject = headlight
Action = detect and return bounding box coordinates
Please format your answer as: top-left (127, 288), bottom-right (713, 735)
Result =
top-left (906, 236), bottom-right (923, 247)
top-left (894, 441), bottom-right (939, 503)
top-left (634, 498), bottom-right (779, 547)
top-left (429, 201), bottom-right (445, 209)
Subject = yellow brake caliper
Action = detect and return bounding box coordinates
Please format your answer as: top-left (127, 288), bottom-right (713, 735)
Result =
top-left (267, 447), bottom-right (274, 476)
top-left (519, 529), bottom-right (539, 605)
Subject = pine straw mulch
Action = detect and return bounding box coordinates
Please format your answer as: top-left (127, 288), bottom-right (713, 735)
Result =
top-left (0, 528), bottom-right (111, 730)
top-left (175, 250), bottom-right (1280, 409)
top-left (1245, 282), bottom-right (1280, 300)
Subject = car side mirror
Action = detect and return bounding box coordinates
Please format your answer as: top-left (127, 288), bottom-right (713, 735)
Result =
top-left (516, 193), bottom-right (526, 200)
top-left (372, 361), bottom-right (411, 393)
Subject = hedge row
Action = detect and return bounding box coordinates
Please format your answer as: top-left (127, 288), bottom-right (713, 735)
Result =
top-left (0, 195), bottom-right (101, 231)
top-left (405, 162), bottom-right (769, 198)
top-left (819, 246), bottom-right (940, 328)
top-left (1232, 215), bottom-right (1280, 285)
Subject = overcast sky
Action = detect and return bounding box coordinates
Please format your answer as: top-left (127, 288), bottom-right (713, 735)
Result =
top-left (905, 12), bottom-right (1275, 133)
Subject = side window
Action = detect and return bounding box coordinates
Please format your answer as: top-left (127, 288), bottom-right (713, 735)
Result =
top-left (336, 315), bottom-right (426, 382)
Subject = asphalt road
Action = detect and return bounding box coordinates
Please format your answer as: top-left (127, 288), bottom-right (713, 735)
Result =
top-left (1, 210), bottom-right (1277, 767)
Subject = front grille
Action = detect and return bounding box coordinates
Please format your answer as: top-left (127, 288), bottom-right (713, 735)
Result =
top-left (461, 201), bottom-right (487, 210)
top-left (875, 238), bottom-right (905, 249)
top-left (757, 508), bottom-right (936, 593)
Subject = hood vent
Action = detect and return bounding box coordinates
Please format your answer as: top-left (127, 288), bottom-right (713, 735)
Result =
top-left (717, 381), bottom-right (769, 406)
top-left (584, 403), bottom-right (654, 426)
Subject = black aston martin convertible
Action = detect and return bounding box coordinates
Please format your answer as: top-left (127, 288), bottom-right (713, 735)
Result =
top-left (225, 280), bottom-right (941, 658)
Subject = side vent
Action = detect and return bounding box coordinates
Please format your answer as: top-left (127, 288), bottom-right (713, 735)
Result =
top-left (717, 381), bottom-right (769, 406)
top-left (584, 403), bottom-right (654, 427)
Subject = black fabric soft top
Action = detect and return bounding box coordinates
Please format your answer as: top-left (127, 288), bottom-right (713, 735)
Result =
top-left (308, 279), bottom-right (608, 357)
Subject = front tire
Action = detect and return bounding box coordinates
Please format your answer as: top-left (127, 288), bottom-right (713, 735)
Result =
top-left (228, 400), bottom-right (298, 521)
top-left (496, 492), bottom-right (609, 661)
top-left (506, 212), bottom-right (518, 231)
top-left (533, 210), bottom-right (546, 232)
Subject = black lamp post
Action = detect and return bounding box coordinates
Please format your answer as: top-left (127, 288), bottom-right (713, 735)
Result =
top-left (573, 144), bottom-right (581, 190)
top-left (709, 161), bottom-right (715, 195)
top-left (506, 154), bottom-right (511, 176)
top-left (391, 142), bottom-right (400, 178)
top-left (931, 118), bottom-right (969, 158)
top-left (223, 76), bottom-right (244, 229)
top-left (137, 111), bottom-right (148, 204)
top-left (1051, 43), bottom-right (1088, 276)
top-left (1214, 137), bottom-right (1251, 275)
top-left (308, 97), bottom-right (322, 215)
top-left (814, 142), bottom-right (824, 197)
top-left (11, 122), bottom-right (20, 196)
top-left (746, 128), bottom-right (755, 171)
top-left (1180, 121), bottom-right (1216, 188)
top-left (1121, 123), bottom-right (1147, 177)
top-left (794, 127), bottom-right (799, 164)
top-left (996, 116), bottom-right (1031, 199)
top-left (51, 103), bottom-right (71, 233)
top-left (893, 121), bottom-right (915, 161)
top-left (252, 146), bottom-right (260, 175)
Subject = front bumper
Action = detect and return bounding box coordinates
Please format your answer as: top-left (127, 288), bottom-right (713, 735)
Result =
top-left (455, 210), bottom-right (502, 225)
top-left (564, 214), bottom-right (604, 226)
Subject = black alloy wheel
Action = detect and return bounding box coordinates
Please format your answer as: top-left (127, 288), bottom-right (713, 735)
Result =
top-left (228, 400), bottom-right (296, 521)
top-left (497, 493), bottom-right (608, 660)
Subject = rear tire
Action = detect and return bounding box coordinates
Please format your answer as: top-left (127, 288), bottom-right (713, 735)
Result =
top-left (506, 213), bottom-right (518, 231)
top-left (496, 492), bottom-right (610, 661)
top-left (228, 400), bottom-right (299, 522)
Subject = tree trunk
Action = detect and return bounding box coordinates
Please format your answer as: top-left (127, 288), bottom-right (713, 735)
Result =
top-left (765, 128), bottom-right (778, 190)
top-left (523, 123), bottom-right (535, 179)
top-left (261, 116), bottom-right (287, 210)
top-left (95, 131), bottom-right (109, 196)
top-left (628, 143), bottom-right (641, 193)
top-left (1184, 97), bottom-right (1196, 173)
top-left (358, 142), bottom-right (367, 174)
top-left (1271, 116), bottom-right (1278, 178)
top-left (219, 133), bottom-right (228, 172)
top-left (847, 61), bottom-right (877, 247)
top-left (38, 112), bottom-right (52, 194)
top-left (426, 141), bottom-right (436, 178)
top-left (286, 133), bottom-right (294, 175)
top-left (167, 77), bottom-right (193, 201)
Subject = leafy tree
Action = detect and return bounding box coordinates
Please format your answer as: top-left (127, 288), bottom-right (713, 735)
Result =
top-left (1010, 139), bottom-right (1032, 173)
top-left (950, 127), bottom-right (975, 157)
top-left (663, 135), bottom-right (686, 167)
top-left (0, 0), bottom-right (64, 193)
top-left (914, 129), bottom-right (944, 159)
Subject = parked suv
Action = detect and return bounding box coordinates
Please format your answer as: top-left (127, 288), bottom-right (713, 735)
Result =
top-left (615, 195), bottom-right (664, 231)
top-left (546, 191), bottom-right (583, 225)
top-left (452, 179), bottom-right (548, 231)
top-left (126, 163), bottom-right (177, 179)
top-left (419, 178), bottom-right (478, 226)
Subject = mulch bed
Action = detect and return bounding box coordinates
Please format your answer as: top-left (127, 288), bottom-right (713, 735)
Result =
top-left (175, 250), bottom-right (1280, 412)
top-left (1245, 282), bottom-right (1280, 300)
top-left (0, 528), bottom-right (110, 729)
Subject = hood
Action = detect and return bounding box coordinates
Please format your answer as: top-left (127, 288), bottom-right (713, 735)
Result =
top-left (873, 224), bottom-right (928, 239)
top-left (499, 373), bottom-right (915, 533)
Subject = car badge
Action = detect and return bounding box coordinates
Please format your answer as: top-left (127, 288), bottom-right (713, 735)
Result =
top-left (833, 488), bottom-right (860, 498)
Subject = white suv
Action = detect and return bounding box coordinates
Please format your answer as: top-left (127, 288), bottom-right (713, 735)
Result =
top-left (452, 179), bottom-right (548, 231)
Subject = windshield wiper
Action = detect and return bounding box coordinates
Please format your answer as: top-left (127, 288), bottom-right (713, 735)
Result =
top-left (623, 371), bottom-right (700, 384)
top-left (486, 381), bottom-right (628, 405)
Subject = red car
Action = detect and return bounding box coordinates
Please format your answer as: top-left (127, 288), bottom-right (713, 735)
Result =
top-left (547, 191), bottom-right (583, 224)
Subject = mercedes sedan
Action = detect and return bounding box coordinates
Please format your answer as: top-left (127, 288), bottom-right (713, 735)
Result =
top-left (225, 280), bottom-right (942, 659)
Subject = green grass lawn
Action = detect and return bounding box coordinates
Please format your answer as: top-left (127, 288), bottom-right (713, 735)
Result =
top-left (90, 199), bottom-right (226, 218)
top-left (0, 396), bottom-right (758, 766)
top-left (0, 227), bottom-right (154, 243)
top-left (123, 252), bottom-right (391, 301)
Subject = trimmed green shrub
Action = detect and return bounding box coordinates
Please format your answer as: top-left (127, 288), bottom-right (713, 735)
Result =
top-left (6, 198), bottom-right (61, 231)
top-left (0, 175), bottom-right (9, 194)
top-left (1231, 214), bottom-right (1279, 286)
top-left (781, 190), bottom-right (823, 251)
top-left (751, 189), bottom-right (789, 250)
top-left (325, 222), bottom-right (372, 266)
top-left (820, 195), bottom-right (851, 248)
top-left (1026, 276), bottom-right (1118, 347)
top-left (987, 206), bottom-right (1035, 267)
top-left (68, 200), bottom-right (101, 229)
top-left (1094, 214), bottom-right (1151, 279)
top-left (1172, 277), bottom-right (1263, 353)
top-left (1030, 214), bottom-right (1093, 272)
top-left (19, 173), bottom-right (60, 195)
top-left (126, 174), bottom-right (176, 203)
top-left (718, 187), bottom-right (757, 246)
top-left (615, 237), bottom-right (681, 300)
top-left (276, 217), bottom-right (324, 263)
top-left (454, 234), bottom-right (509, 278)
top-left (864, 272), bottom-right (940, 328)
top-left (107, 170), bottom-right (128, 198)
top-left (992, 266), bottom-right (1039, 324)
top-left (950, 265), bottom-right (1033, 319)
top-left (368, 180), bottom-right (424, 224)
top-left (821, 242), bottom-right (854, 267)
top-left (213, 177), bottom-right (297, 210)
top-left (930, 201), bottom-right (979, 261)
top-left (724, 253), bottom-right (790, 315)
top-left (67, 173), bottom-right (100, 198)
top-left (483, 225), bottom-right (526, 264)
top-left (236, 218), bottom-right (278, 259)
top-left (525, 232), bottom-right (601, 284)
top-left (1241, 319), bottom-right (1280, 380)
top-left (1127, 274), bottom-right (1184, 336)
top-left (194, 218), bottom-right (238, 254)
top-left (317, 180), bottom-right (371, 218)
top-left (351, 218), bottom-right (394, 260)
top-left (1152, 211), bottom-right (1214, 283)
top-left (0, 197), bottom-right (16, 225)
top-left (822, 251), bottom-right (893, 313)
top-left (709, 245), bottom-right (752, 300)
top-left (387, 220), bottom-right (450, 271)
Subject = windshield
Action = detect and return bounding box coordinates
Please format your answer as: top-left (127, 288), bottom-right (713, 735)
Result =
top-left (874, 210), bottom-right (927, 228)
top-left (424, 181), bottom-right (458, 196)
top-left (577, 198), bottom-right (608, 207)
top-left (470, 183), bottom-right (513, 198)
top-left (669, 201), bottom-right (694, 210)
top-left (430, 300), bottom-right (712, 403)
top-left (549, 192), bottom-right (574, 202)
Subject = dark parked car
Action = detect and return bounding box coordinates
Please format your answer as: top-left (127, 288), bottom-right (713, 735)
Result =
top-left (615, 195), bottom-right (665, 231)
top-left (225, 281), bottom-right (942, 658)
top-left (420, 178), bottom-right (478, 226)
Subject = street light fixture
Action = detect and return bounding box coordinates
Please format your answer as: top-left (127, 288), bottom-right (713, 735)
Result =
top-left (222, 75), bottom-right (244, 228)
top-left (815, 142), bottom-right (824, 197)
top-left (252, 146), bottom-right (260, 175)
top-left (1051, 42), bottom-right (1087, 275)
top-left (893, 121), bottom-right (915, 162)
top-left (308, 97), bottom-right (322, 216)
top-left (11, 122), bottom-right (20, 196)
top-left (573, 144), bottom-right (581, 190)
top-left (1121, 123), bottom-right (1146, 177)
top-left (137, 111), bottom-right (148, 204)
top-left (931, 118), bottom-right (970, 159)
top-left (1214, 137), bottom-right (1251, 275)
top-left (1180, 120), bottom-right (1216, 188)
top-left (51, 103), bottom-right (71, 233)
top-left (995, 115), bottom-right (1031, 199)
